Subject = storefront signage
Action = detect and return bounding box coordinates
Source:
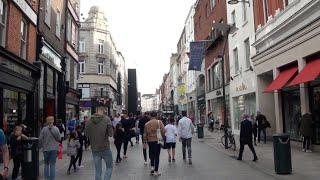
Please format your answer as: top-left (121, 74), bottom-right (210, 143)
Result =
top-left (13, 0), bottom-right (37, 25)
top-left (216, 90), bottom-right (222, 96)
top-left (236, 83), bottom-right (248, 92)
top-left (42, 46), bottom-right (62, 71)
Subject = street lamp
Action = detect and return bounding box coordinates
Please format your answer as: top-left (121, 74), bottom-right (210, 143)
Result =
top-left (213, 22), bottom-right (237, 149)
top-left (227, 0), bottom-right (250, 7)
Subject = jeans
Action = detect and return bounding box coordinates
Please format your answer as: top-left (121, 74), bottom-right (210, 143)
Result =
top-left (303, 136), bottom-right (311, 150)
top-left (43, 150), bottom-right (58, 180)
top-left (258, 128), bottom-right (266, 143)
top-left (181, 138), bottom-right (192, 159)
top-left (92, 149), bottom-right (113, 180)
top-left (148, 141), bottom-right (161, 171)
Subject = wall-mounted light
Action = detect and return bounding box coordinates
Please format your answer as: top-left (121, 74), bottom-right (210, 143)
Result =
top-left (228, 0), bottom-right (250, 7)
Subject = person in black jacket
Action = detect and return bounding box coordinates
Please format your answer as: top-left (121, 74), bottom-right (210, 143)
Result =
top-left (121, 114), bottom-right (132, 158)
top-left (10, 125), bottom-right (28, 180)
top-left (114, 123), bottom-right (125, 163)
top-left (138, 113), bottom-right (150, 165)
top-left (256, 111), bottom-right (269, 144)
top-left (75, 125), bottom-right (86, 168)
top-left (237, 114), bottom-right (258, 161)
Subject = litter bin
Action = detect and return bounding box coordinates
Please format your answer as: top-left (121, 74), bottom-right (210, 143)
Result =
top-left (197, 123), bottom-right (204, 138)
top-left (22, 137), bottom-right (39, 180)
top-left (273, 134), bottom-right (292, 174)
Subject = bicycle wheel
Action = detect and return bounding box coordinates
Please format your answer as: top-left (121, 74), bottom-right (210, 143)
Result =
top-left (230, 136), bottom-right (236, 151)
top-left (221, 135), bottom-right (232, 148)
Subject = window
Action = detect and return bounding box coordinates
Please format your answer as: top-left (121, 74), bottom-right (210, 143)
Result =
top-left (231, 10), bottom-right (236, 27)
top-left (79, 41), bottom-right (85, 53)
top-left (71, 22), bottom-right (77, 46)
top-left (79, 61), bottom-right (85, 74)
top-left (0, 0), bottom-right (6, 47)
top-left (242, 1), bottom-right (247, 22)
top-left (66, 14), bottom-right (71, 42)
top-left (98, 61), bottom-right (104, 74)
top-left (80, 87), bottom-right (90, 98)
top-left (244, 38), bottom-right (251, 68)
top-left (45, 0), bottom-right (51, 26)
top-left (263, 0), bottom-right (269, 23)
top-left (233, 48), bottom-right (239, 73)
top-left (210, 0), bottom-right (216, 9)
top-left (205, 4), bottom-right (209, 18)
top-left (20, 20), bottom-right (27, 59)
top-left (208, 69), bottom-right (211, 91)
top-left (98, 40), bottom-right (104, 54)
top-left (213, 62), bottom-right (222, 89)
top-left (55, 10), bottom-right (61, 38)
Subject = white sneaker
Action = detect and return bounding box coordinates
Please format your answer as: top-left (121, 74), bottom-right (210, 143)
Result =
top-left (306, 150), bottom-right (313, 153)
top-left (302, 149), bottom-right (306, 152)
top-left (144, 161), bottom-right (148, 165)
top-left (78, 165), bottom-right (84, 168)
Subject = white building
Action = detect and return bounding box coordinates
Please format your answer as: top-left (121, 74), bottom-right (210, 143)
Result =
top-left (141, 94), bottom-right (158, 113)
top-left (227, 0), bottom-right (256, 135)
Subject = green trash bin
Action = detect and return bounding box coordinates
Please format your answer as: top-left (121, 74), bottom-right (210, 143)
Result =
top-left (273, 134), bottom-right (292, 174)
top-left (197, 123), bottom-right (204, 138)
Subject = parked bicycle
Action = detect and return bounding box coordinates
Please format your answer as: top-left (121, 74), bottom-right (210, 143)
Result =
top-left (221, 129), bottom-right (236, 151)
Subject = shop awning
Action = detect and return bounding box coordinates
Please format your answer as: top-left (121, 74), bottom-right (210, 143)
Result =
top-left (264, 67), bottom-right (298, 93)
top-left (289, 59), bottom-right (320, 86)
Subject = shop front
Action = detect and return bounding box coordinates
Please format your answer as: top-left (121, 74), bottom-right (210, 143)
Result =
top-left (66, 88), bottom-right (80, 122)
top-left (0, 48), bottom-right (40, 137)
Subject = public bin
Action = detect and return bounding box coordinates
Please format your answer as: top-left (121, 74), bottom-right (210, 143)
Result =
top-left (197, 123), bottom-right (204, 138)
top-left (273, 134), bottom-right (292, 174)
top-left (22, 137), bottom-right (39, 180)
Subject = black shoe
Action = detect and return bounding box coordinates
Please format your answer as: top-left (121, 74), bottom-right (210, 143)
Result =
top-left (237, 157), bottom-right (242, 161)
top-left (172, 158), bottom-right (175, 162)
top-left (253, 157), bottom-right (258, 162)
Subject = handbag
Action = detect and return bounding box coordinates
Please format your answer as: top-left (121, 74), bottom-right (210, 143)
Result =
top-left (156, 120), bottom-right (164, 147)
top-left (58, 143), bottom-right (63, 160)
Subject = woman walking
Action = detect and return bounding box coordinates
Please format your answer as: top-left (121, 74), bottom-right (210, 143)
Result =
top-left (39, 116), bottom-right (61, 180)
top-left (10, 125), bottom-right (28, 180)
top-left (143, 111), bottom-right (165, 176)
top-left (75, 125), bottom-right (85, 168)
top-left (67, 132), bottom-right (80, 174)
top-left (165, 117), bottom-right (177, 163)
top-left (114, 123), bottom-right (125, 163)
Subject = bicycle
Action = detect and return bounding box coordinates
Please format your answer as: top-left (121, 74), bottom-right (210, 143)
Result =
top-left (220, 129), bottom-right (236, 151)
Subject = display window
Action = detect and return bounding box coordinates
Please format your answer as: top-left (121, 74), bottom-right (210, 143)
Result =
top-left (233, 93), bottom-right (256, 130)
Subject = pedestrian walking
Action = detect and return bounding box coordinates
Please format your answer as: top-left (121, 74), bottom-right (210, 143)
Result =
top-left (85, 105), bottom-right (113, 180)
top-left (165, 116), bottom-right (177, 163)
top-left (300, 113), bottom-right (314, 152)
top-left (67, 132), bottom-right (80, 175)
top-left (237, 114), bottom-right (258, 161)
top-left (178, 111), bottom-right (194, 165)
top-left (75, 125), bottom-right (86, 167)
top-left (251, 114), bottom-right (258, 146)
top-left (56, 120), bottom-right (65, 143)
top-left (39, 116), bottom-right (61, 180)
top-left (135, 118), bottom-right (140, 144)
top-left (143, 111), bottom-right (165, 176)
top-left (256, 111), bottom-right (270, 144)
top-left (68, 115), bottom-right (78, 134)
top-left (10, 125), bottom-right (28, 180)
top-left (112, 114), bottom-right (121, 128)
top-left (139, 113), bottom-right (150, 165)
top-left (121, 114), bottom-right (132, 158)
top-left (114, 123), bottom-right (125, 163)
top-left (0, 128), bottom-right (9, 179)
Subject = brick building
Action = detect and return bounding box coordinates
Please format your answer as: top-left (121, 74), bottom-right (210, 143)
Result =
top-left (0, 0), bottom-right (40, 136)
top-left (194, 0), bottom-right (230, 126)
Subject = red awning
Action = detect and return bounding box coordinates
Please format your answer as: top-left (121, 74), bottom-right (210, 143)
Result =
top-left (289, 59), bottom-right (320, 86)
top-left (264, 67), bottom-right (298, 93)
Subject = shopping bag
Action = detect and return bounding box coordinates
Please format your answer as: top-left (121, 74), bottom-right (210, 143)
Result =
top-left (58, 143), bottom-right (63, 160)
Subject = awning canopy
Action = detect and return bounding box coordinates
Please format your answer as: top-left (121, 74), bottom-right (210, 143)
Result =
top-left (264, 67), bottom-right (298, 93)
top-left (289, 59), bottom-right (320, 86)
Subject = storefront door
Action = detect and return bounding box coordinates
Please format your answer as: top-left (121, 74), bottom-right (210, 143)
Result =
top-left (310, 85), bottom-right (320, 144)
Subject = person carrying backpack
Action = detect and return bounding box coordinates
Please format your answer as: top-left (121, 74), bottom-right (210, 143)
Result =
top-left (256, 111), bottom-right (271, 144)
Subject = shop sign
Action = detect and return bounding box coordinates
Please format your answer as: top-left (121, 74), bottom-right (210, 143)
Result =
top-left (236, 83), bottom-right (248, 92)
top-left (216, 90), bottom-right (222, 96)
top-left (42, 46), bottom-right (62, 71)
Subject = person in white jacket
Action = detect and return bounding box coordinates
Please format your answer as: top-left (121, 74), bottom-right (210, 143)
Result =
top-left (178, 111), bottom-right (194, 165)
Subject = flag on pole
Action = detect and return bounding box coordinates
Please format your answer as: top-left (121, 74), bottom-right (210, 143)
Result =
top-left (188, 41), bottom-right (206, 71)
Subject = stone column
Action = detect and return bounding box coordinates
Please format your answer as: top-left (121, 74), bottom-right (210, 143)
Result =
top-left (273, 68), bottom-right (283, 133)
top-left (298, 58), bottom-right (310, 115)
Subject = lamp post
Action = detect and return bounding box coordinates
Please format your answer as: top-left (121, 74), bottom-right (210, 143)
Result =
top-left (227, 0), bottom-right (250, 6)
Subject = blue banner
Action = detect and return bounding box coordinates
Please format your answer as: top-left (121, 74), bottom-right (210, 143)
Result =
top-left (188, 41), bottom-right (206, 71)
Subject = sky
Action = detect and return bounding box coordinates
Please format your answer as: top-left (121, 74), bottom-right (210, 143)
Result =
top-left (80, 0), bottom-right (196, 94)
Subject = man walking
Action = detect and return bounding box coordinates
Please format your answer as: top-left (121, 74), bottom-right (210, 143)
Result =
top-left (256, 111), bottom-right (270, 144)
top-left (85, 105), bottom-right (113, 180)
top-left (178, 111), bottom-right (194, 165)
top-left (237, 114), bottom-right (258, 161)
top-left (139, 113), bottom-right (149, 165)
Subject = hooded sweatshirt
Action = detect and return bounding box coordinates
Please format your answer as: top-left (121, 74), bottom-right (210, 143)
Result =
top-left (85, 114), bottom-right (113, 151)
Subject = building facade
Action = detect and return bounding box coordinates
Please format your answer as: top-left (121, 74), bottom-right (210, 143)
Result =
top-left (0, 0), bottom-right (40, 136)
top-left (141, 94), bottom-right (158, 113)
top-left (78, 6), bottom-right (119, 118)
top-left (227, 0), bottom-right (257, 135)
top-left (252, 0), bottom-right (320, 143)
top-left (194, 0), bottom-right (230, 126)
top-left (128, 69), bottom-right (138, 115)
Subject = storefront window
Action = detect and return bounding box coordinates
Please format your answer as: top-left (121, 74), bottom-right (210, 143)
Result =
top-left (47, 67), bottom-right (54, 94)
top-left (311, 85), bottom-right (320, 144)
top-left (233, 93), bottom-right (256, 130)
top-left (283, 89), bottom-right (301, 140)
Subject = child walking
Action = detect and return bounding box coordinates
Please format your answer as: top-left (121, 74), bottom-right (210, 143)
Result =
top-left (75, 125), bottom-right (85, 168)
top-left (165, 117), bottom-right (178, 163)
top-left (114, 123), bottom-right (125, 163)
top-left (67, 132), bottom-right (80, 174)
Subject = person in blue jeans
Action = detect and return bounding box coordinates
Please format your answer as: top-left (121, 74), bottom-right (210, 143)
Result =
top-left (85, 105), bottom-right (113, 180)
top-left (39, 116), bottom-right (61, 180)
top-left (0, 128), bottom-right (9, 179)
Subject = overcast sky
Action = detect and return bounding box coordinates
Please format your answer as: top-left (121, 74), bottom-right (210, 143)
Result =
top-left (80, 0), bottom-right (196, 94)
